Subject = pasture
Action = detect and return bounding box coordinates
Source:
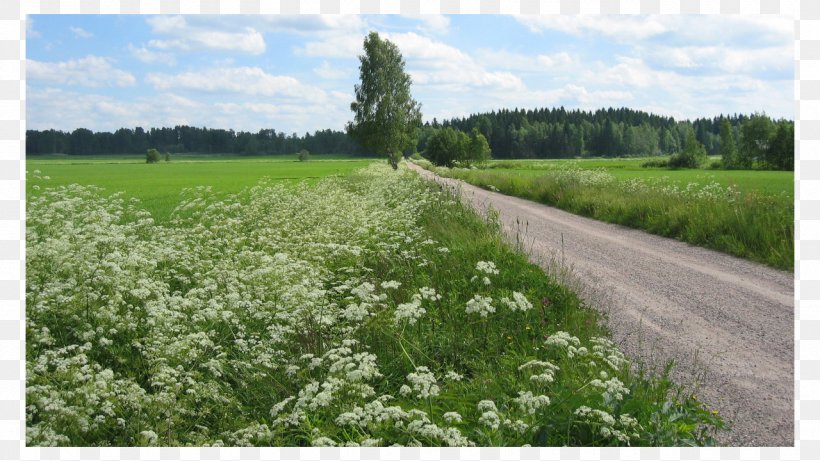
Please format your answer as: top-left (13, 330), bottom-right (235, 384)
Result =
top-left (25, 158), bottom-right (723, 446)
top-left (417, 158), bottom-right (793, 270)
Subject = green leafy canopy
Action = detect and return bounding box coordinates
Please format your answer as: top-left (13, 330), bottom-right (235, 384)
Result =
top-left (347, 32), bottom-right (422, 169)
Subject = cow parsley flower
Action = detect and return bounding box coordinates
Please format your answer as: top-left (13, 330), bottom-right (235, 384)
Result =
top-left (465, 295), bottom-right (494, 317)
top-left (405, 366), bottom-right (439, 399)
top-left (475, 261), bottom-right (499, 275)
top-left (501, 291), bottom-right (533, 312)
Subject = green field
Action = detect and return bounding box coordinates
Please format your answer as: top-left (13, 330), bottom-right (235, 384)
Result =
top-left (484, 158), bottom-right (793, 198)
top-left (27, 156), bottom-right (376, 221)
top-left (417, 158), bottom-right (794, 270)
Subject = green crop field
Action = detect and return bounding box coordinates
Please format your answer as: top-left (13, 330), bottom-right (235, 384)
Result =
top-left (416, 158), bottom-right (794, 270)
top-left (27, 156), bottom-right (375, 222)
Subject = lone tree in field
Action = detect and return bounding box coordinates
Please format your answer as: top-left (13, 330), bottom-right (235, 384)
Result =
top-left (347, 32), bottom-right (422, 170)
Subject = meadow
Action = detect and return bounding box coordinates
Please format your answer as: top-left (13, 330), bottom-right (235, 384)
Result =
top-left (27, 156), bottom-right (374, 222)
top-left (416, 158), bottom-right (793, 270)
top-left (26, 158), bottom-right (723, 447)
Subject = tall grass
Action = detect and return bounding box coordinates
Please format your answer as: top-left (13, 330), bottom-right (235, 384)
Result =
top-left (418, 162), bottom-right (792, 271)
top-left (26, 164), bottom-right (723, 446)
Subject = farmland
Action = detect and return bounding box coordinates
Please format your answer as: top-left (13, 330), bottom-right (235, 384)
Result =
top-left (416, 158), bottom-right (793, 270)
top-left (25, 159), bottom-right (723, 446)
top-left (26, 156), bottom-right (374, 222)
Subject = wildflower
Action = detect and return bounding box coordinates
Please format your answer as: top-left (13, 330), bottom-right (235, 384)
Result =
top-left (405, 366), bottom-right (439, 399)
top-left (444, 370), bottom-right (463, 382)
top-left (442, 411), bottom-right (462, 423)
top-left (395, 295), bottom-right (425, 326)
top-left (418, 286), bottom-right (441, 301)
top-left (478, 411), bottom-right (500, 430)
top-left (477, 400), bottom-right (497, 412)
top-left (465, 295), bottom-right (495, 317)
top-left (514, 391), bottom-right (550, 414)
top-left (475, 261), bottom-right (499, 275)
top-left (381, 280), bottom-right (401, 290)
top-left (501, 291), bottom-right (533, 312)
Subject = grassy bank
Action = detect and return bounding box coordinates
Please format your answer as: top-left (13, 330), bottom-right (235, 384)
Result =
top-left (26, 163), bottom-right (723, 446)
top-left (415, 160), bottom-right (792, 271)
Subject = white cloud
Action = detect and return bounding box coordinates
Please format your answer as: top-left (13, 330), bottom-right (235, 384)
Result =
top-left (26, 88), bottom-right (203, 131)
top-left (27, 56), bottom-right (136, 88)
top-left (146, 16), bottom-right (265, 54)
top-left (476, 49), bottom-right (575, 73)
top-left (644, 44), bottom-right (792, 75)
top-left (26, 86), bottom-right (352, 133)
top-left (413, 15), bottom-right (451, 35)
top-left (313, 61), bottom-right (351, 80)
top-left (516, 16), bottom-right (668, 41)
top-left (253, 15), bottom-right (365, 35)
top-left (296, 34), bottom-right (364, 59)
top-left (128, 44), bottom-right (176, 65)
top-left (386, 32), bottom-right (524, 91)
top-left (70, 26), bottom-right (93, 38)
top-left (145, 67), bottom-right (329, 103)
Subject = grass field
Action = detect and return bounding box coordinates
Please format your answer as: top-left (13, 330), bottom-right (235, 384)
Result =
top-left (27, 156), bottom-right (375, 222)
top-left (26, 158), bottom-right (723, 446)
top-left (484, 158), bottom-right (793, 198)
top-left (417, 158), bottom-right (793, 270)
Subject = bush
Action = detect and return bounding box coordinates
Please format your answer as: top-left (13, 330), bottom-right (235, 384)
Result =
top-left (298, 149), bottom-right (310, 162)
top-left (146, 148), bottom-right (161, 164)
top-left (425, 127), bottom-right (492, 168)
top-left (668, 128), bottom-right (707, 169)
top-left (164, 152), bottom-right (171, 162)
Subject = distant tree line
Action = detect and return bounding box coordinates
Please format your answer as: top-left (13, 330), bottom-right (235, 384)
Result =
top-left (26, 125), bottom-right (374, 157)
top-left (26, 107), bottom-right (793, 170)
top-left (421, 107), bottom-right (793, 170)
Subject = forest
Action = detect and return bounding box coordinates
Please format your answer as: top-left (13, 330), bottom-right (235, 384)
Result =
top-left (26, 106), bottom-right (794, 170)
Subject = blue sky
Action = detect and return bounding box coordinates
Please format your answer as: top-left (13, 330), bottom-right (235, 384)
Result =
top-left (26, 14), bottom-right (794, 134)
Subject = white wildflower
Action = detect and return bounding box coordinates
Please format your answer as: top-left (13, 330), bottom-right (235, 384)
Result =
top-left (465, 294), bottom-right (495, 317)
top-left (405, 366), bottom-right (439, 399)
top-left (442, 411), bottom-right (462, 423)
top-left (475, 261), bottom-right (499, 275)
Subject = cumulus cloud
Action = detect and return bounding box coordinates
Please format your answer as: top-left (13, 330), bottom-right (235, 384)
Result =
top-left (145, 67), bottom-right (327, 102)
top-left (413, 15), bottom-right (451, 35)
top-left (128, 44), bottom-right (176, 65)
top-left (516, 15), bottom-right (791, 47)
top-left (146, 16), bottom-right (265, 54)
top-left (27, 56), bottom-right (136, 88)
top-left (516, 16), bottom-right (668, 41)
top-left (476, 49), bottom-right (575, 73)
top-left (313, 61), bottom-right (351, 80)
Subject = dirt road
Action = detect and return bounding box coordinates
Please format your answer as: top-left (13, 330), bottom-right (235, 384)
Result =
top-left (409, 163), bottom-right (794, 446)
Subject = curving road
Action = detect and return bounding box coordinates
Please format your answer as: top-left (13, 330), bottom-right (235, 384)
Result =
top-left (409, 163), bottom-right (794, 446)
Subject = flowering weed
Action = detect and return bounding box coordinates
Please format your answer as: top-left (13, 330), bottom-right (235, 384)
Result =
top-left (27, 163), bottom-right (723, 446)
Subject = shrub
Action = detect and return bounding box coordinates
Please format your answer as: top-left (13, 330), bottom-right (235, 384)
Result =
top-left (146, 148), bottom-right (161, 164)
top-left (298, 149), bottom-right (311, 162)
top-left (164, 152), bottom-right (171, 162)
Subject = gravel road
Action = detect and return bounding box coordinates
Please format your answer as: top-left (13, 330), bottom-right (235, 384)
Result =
top-left (409, 163), bottom-right (794, 446)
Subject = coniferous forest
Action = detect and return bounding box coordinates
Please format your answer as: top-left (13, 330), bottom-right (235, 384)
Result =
top-left (26, 106), bottom-right (794, 170)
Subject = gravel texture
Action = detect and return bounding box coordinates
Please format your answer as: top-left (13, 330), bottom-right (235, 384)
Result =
top-left (410, 163), bottom-right (794, 447)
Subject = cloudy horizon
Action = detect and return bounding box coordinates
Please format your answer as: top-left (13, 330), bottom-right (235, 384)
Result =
top-left (26, 14), bottom-right (794, 134)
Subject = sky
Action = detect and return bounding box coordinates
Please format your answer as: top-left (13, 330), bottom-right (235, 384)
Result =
top-left (26, 14), bottom-right (794, 134)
